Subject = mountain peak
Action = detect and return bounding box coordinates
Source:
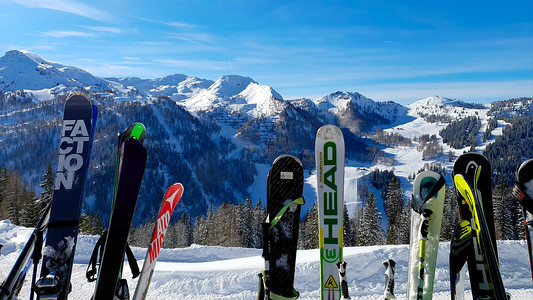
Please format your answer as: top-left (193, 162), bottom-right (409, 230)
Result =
top-left (0, 49), bottom-right (110, 92)
top-left (208, 75), bottom-right (257, 96)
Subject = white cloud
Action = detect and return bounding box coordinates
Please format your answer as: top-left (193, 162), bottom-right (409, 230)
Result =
top-left (77, 25), bottom-right (127, 34)
top-left (11, 0), bottom-right (113, 22)
top-left (40, 30), bottom-right (96, 38)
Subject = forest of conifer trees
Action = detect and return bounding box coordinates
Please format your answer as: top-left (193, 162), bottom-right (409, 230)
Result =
top-left (1, 163), bottom-right (523, 251)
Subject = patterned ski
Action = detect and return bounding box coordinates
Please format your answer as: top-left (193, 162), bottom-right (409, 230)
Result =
top-left (316, 124), bottom-right (345, 300)
top-left (133, 183), bottom-right (184, 300)
top-left (406, 171), bottom-right (446, 300)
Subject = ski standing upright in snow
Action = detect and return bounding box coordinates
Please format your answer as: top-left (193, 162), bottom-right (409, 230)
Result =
top-left (92, 123), bottom-right (147, 300)
top-left (258, 155), bottom-right (304, 300)
top-left (34, 93), bottom-right (95, 300)
top-left (453, 153), bottom-right (507, 299)
top-left (315, 124), bottom-right (345, 300)
top-left (512, 158), bottom-right (533, 281)
top-left (133, 183), bottom-right (184, 300)
top-left (406, 171), bottom-right (446, 300)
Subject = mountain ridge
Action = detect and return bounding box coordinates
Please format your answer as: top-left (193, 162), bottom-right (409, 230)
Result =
top-left (1, 49), bottom-right (531, 227)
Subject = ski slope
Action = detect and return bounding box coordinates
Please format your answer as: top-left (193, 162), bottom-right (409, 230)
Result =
top-left (1, 220), bottom-right (532, 299)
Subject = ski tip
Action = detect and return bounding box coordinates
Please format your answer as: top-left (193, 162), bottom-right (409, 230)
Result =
top-left (316, 124), bottom-right (344, 141)
top-left (271, 154), bottom-right (303, 167)
top-left (66, 92), bottom-right (90, 101)
top-left (411, 171), bottom-right (446, 212)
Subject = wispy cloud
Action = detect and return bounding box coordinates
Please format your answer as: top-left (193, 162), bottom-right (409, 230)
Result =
top-left (77, 25), bottom-right (127, 35)
top-left (40, 30), bottom-right (96, 38)
top-left (10, 0), bottom-right (113, 22)
top-left (138, 17), bottom-right (198, 28)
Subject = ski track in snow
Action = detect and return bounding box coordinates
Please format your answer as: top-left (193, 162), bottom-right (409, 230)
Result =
top-left (1, 220), bottom-right (532, 299)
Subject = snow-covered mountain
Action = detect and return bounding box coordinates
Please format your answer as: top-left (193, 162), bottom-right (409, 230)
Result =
top-left (0, 49), bottom-right (531, 226)
top-left (0, 50), bottom-right (112, 92)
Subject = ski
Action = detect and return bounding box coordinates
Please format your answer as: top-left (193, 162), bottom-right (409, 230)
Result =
top-left (86, 123), bottom-right (145, 299)
top-left (406, 171), bottom-right (446, 300)
top-left (258, 155), bottom-right (304, 300)
top-left (133, 183), bottom-right (184, 300)
top-left (454, 170), bottom-right (508, 299)
top-left (35, 92), bottom-right (95, 300)
top-left (512, 158), bottom-right (533, 281)
top-left (383, 259), bottom-right (396, 300)
top-left (0, 203), bottom-right (51, 300)
top-left (453, 153), bottom-right (498, 252)
top-left (315, 124), bottom-right (345, 300)
top-left (452, 153), bottom-right (506, 299)
top-left (92, 137), bottom-right (147, 300)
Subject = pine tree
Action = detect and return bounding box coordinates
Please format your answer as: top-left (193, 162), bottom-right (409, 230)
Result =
top-left (239, 198), bottom-right (255, 248)
top-left (80, 212), bottom-right (104, 235)
top-left (192, 215), bottom-right (207, 245)
top-left (253, 199), bottom-right (266, 248)
top-left (343, 203), bottom-right (356, 246)
top-left (39, 163), bottom-right (54, 213)
top-left (172, 213), bottom-right (193, 248)
top-left (20, 186), bottom-right (40, 227)
top-left (302, 202), bottom-right (319, 249)
top-left (440, 186), bottom-right (459, 241)
top-left (0, 168), bottom-right (8, 220)
top-left (358, 192), bottom-right (385, 246)
top-left (385, 177), bottom-right (406, 244)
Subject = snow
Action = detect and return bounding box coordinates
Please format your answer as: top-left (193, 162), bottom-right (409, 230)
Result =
top-left (1, 220), bottom-right (532, 299)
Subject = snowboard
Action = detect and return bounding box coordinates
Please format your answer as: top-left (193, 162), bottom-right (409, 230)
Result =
top-left (454, 169), bottom-right (507, 299)
top-left (512, 158), bottom-right (533, 281)
top-left (93, 137), bottom-right (147, 300)
top-left (36, 92), bottom-right (95, 300)
top-left (315, 124), bottom-right (345, 300)
top-left (133, 183), bottom-right (184, 300)
top-left (258, 155), bottom-right (304, 300)
top-left (406, 171), bottom-right (446, 300)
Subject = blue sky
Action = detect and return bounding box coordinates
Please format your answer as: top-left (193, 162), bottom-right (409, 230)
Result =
top-left (1, 0), bottom-right (532, 104)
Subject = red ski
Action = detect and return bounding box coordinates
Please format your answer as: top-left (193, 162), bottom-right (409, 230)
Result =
top-left (132, 183), bottom-right (184, 300)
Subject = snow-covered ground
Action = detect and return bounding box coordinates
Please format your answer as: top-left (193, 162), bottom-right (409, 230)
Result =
top-left (1, 220), bottom-right (532, 299)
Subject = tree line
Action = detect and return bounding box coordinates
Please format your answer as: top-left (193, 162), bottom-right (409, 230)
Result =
top-left (1, 164), bottom-right (526, 250)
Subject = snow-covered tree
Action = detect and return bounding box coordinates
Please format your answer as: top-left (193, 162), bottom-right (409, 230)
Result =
top-left (358, 192), bottom-right (385, 246)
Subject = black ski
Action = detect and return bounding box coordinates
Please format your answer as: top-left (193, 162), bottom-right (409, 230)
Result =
top-left (35, 93), bottom-right (95, 300)
top-left (512, 158), bottom-right (533, 281)
top-left (454, 164), bottom-right (507, 299)
top-left (452, 153), bottom-right (502, 299)
top-left (92, 137), bottom-right (147, 300)
top-left (258, 155), bottom-right (304, 300)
